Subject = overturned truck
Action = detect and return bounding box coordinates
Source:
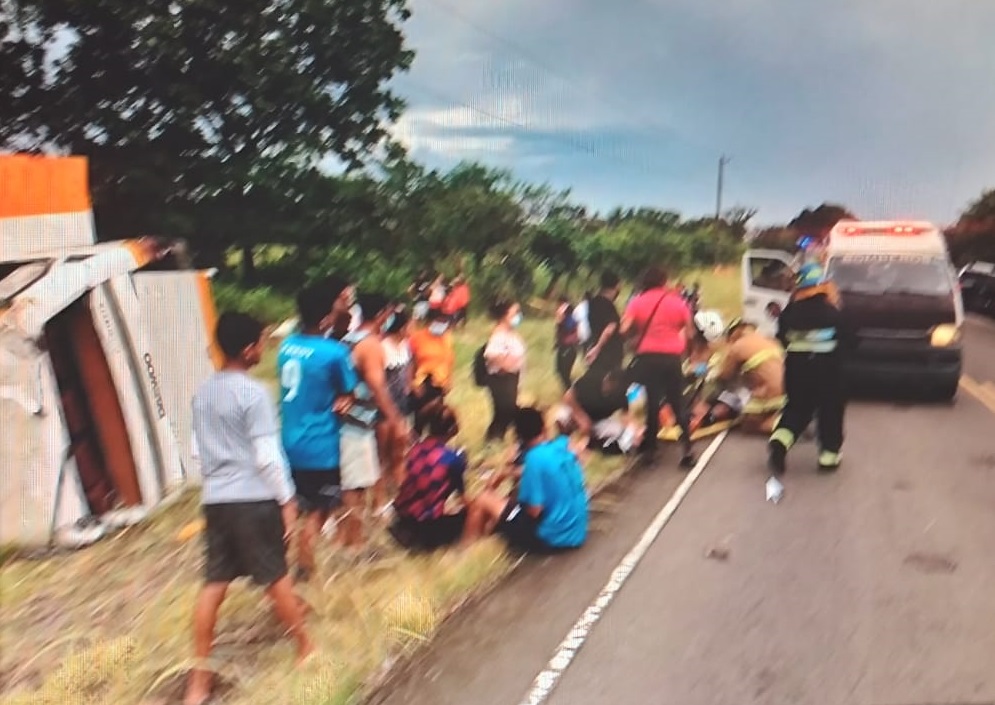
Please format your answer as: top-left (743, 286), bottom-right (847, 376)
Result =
top-left (0, 155), bottom-right (220, 549)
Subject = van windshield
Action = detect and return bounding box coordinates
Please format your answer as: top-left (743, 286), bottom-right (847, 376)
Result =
top-left (827, 255), bottom-right (953, 296)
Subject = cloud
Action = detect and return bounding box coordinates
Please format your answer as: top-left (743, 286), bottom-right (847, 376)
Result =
top-left (393, 0), bottom-right (995, 222)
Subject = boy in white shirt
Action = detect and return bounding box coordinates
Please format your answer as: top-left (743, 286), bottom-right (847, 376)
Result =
top-left (184, 312), bottom-right (313, 705)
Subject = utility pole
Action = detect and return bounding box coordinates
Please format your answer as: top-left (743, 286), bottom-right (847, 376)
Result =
top-left (716, 155), bottom-right (731, 221)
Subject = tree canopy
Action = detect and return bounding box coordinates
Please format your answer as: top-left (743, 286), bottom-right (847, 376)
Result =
top-left (946, 189), bottom-right (995, 264)
top-left (4, 0), bottom-right (989, 305)
top-left (1, 0), bottom-right (413, 256)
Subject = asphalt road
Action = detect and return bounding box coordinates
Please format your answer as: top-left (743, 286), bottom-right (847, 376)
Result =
top-left (373, 315), bottom-right (995, 705)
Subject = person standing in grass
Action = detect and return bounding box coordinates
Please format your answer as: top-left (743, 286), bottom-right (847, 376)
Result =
top-left (409, 307), bottom-right (456, 393)
top-left (408, 307), bottom-right (456, 437)
top-left (341, 293), bottom-right (408, 550)
top-left (443, 274), bottom-right (471, 329)
top-left (554, 296), bottom-right (581, 390)
top-left (185, 312), bottom-right (314, 705)
top-left (279, 280), bottom-right (357, 582)
top-left (484, 300), bottom-right (527, 443)
top-left (584, 270), bottom-right (625, 374)
top-left (381, 307), bottom-right (414, 492)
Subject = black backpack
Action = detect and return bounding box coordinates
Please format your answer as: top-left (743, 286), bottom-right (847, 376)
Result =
top-left (472, 345), bottom-right (490, 387)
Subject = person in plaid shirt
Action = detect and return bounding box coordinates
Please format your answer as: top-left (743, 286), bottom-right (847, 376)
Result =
top-left (389, 404), bottom-right (469, 551)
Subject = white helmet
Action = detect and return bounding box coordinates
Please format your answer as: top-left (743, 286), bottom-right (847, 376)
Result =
top-left (694, 310), bottom-right (725, 343)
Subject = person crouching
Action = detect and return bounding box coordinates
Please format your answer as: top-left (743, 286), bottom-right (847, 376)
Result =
top-left (716, 318), bottom-right (786, 435)
top-left (389, 404), bottom-right (470, 552)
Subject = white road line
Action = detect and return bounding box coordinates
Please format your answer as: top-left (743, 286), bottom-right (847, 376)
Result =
top-left (517, 431), bottom-right (730, 705)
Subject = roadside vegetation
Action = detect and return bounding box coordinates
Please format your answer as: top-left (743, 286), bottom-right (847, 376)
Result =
top-left (0, 269), bottom-right (736, 705)
top-left (3, 1), bottom-right (991, 704)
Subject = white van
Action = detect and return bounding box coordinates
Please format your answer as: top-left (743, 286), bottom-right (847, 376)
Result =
top-left (742, 221), bottom-right (964, 399)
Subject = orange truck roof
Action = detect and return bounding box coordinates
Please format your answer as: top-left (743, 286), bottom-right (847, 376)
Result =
top-left (0, 155), bottom-right (91, 219)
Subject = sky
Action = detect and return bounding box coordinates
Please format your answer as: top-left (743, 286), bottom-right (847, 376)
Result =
top-left (388, 0), bottom-right (995, 227)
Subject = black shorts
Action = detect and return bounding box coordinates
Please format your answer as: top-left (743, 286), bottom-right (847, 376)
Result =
top-left (203, 501), bottom-right (288, 586)
top-left (291, 469), bottom-right (342, 514)
top-left (389, 511), bottom-right (467, 552)
top-left (497, 501), bottom-right (559, 554)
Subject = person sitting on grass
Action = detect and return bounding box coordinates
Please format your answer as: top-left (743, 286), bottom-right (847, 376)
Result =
top-left (389, 404), bottom-right (471, 552)
top-left (185, 312), bottom-right (314, 705)
top-left (463, 407), bottom-right (589, 554)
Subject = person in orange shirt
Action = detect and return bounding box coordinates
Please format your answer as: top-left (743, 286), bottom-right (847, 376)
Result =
top-left (409, 309), bottom-right (456, 436)
top-left (443, 276), bottom-right (471, 329)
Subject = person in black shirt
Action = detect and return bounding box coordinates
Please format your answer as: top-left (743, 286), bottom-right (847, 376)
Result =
top-left (562, 367), bottom-right (638, 454)
top-left (584, 270), bottom-right (625, 373)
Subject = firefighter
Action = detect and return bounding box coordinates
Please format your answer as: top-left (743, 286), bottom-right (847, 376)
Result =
top-left (768, 263), bottom-right (851, 476)
top-left (717, 318), bottom-right (785, 435)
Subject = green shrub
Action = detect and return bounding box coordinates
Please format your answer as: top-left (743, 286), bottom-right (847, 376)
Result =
top-left (469, 245), bottom-right (540, 309)
top-left (306, 246), bottom-right (417, 299)
top-left (212, 282), bottom-right (296, 323)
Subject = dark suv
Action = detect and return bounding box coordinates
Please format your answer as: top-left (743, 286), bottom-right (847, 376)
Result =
top-left (959, 262), bottom-right (995, 317)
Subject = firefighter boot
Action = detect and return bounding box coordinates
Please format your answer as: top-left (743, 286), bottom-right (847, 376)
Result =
top-left (818, 450), bottom-right (842, 473)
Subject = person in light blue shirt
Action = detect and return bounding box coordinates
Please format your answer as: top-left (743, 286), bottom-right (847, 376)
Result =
top-left (463, 407), bottom-right (589, 553)
top-left (278, 278), bottom-right (357, 582)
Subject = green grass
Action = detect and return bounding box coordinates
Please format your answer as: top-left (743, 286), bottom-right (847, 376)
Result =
top-left (0, 270), bottom-right (740, 705)
top-left (689, 265), bottom-right (742, 321)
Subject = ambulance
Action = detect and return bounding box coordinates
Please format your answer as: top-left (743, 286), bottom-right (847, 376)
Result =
top-left (742, 220), bottom-right (964, 400)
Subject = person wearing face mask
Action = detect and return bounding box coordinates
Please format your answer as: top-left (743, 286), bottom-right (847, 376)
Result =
top-left (484, 300), bottom-right (527, 443)
top-left (409, 308), bottom-right (456, 394)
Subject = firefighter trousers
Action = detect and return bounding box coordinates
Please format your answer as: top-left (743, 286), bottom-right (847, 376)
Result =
top-left (771, 354), bottom-right (845, 454)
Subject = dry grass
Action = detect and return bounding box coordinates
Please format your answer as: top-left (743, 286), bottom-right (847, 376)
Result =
top-left (0, 270), bottom-right (740, 705)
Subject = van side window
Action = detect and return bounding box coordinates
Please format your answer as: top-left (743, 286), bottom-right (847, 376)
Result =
top-left (750, 258), bottom-right (794, 293)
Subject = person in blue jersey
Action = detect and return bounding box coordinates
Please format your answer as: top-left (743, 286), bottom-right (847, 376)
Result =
top-left (278, 279), bottom-right (357, 582)
top-left (463, 407), bottom-right (589, 553)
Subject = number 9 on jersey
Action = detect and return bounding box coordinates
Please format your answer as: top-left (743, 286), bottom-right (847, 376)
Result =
top-left (281, 358), bottom-right (303, 402)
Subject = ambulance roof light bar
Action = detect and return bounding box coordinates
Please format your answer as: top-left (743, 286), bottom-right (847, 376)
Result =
top-left (840, 223), bottom-right (930, 236)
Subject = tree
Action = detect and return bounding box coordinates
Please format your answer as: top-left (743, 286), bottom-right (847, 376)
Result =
top-left (1, 0), bottom-right (414, 262)
top-left (420, 163), bottom-right (525, 266)
top-left (720, 206), bottom-right (758, 241)
top-left (787, 203), bottom-right (857, 241)
top-left (749, 225), bottom-right (796, 252)
top-left (946, 189), bottom-right (995, 265)
top-left (527, 216), bottom-right (584, 296)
